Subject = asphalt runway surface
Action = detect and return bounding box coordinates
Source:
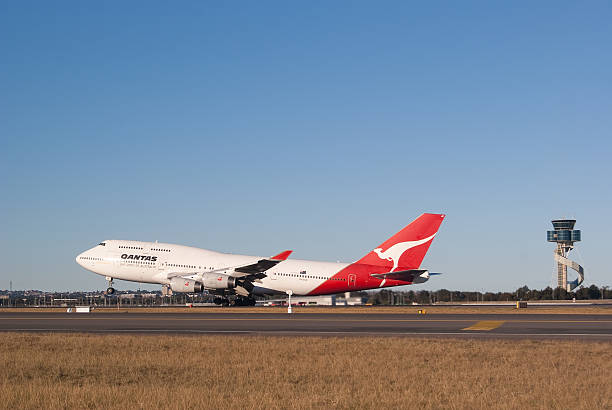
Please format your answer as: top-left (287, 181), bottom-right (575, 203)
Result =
top-left (1, 312), bottom-right (611, 339)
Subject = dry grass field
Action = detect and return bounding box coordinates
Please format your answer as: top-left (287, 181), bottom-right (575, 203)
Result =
top-left (2, 305), bottom-right (611, 314)
top-left (0, 333), bottom-right (610, 410)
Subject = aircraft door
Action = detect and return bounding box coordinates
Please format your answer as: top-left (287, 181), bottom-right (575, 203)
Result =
top-left (348, 274), bottom-right (356, 287)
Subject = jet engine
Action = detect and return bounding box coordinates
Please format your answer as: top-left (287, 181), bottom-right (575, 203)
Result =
top-left (169, 277), bottom-right (203, 293)
top-left (202, 273), bottom-right (236, 289)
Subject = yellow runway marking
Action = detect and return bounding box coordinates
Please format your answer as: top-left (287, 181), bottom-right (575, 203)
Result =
top-left (462, 321), bottom-right (505, 331)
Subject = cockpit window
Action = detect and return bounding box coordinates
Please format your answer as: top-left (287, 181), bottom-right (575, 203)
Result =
top-left (98, 242), bottom-right (106, 246)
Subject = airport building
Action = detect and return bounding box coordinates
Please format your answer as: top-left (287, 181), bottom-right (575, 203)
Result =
top-left (547, 219), bottom-right (585, 291)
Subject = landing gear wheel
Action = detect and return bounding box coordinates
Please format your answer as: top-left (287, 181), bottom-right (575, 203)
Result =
top-left (106, 287), bottom-right (115, 295)
top-left (213, 297), bottom-right (224, 305)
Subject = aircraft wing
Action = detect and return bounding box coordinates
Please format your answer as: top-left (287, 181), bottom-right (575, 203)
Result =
top-left (205, 250), bottom-right (293, 279)
top-left (232, 250), bottom-right (292, 278)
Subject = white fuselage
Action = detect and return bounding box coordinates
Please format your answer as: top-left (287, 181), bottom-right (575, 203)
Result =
top-left (76, 240), bottom-right (349, 296)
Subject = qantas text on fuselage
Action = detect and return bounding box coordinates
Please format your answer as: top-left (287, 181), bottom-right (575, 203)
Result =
top-left (76, 213), bottom-right (445, 303)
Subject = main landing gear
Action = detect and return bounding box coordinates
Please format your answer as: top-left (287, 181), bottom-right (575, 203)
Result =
top-left (212, 297), bottom-right (256, 307)
top-left (232, 297), bottom-right (256, 307)
top-left (105, 276), bottom-right (115, 295)
top-left (213, 297), bottom-right (230, 307)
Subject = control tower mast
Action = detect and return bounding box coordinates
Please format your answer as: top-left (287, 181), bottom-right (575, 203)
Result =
top-left (547, 219), bottom-right (584, 292)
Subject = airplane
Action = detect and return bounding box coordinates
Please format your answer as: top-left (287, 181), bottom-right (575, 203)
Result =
top-left (76, 213), bottom-right (445, 306)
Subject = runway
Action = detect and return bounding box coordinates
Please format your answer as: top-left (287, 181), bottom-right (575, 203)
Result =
top-left (1, 312), bottom-right (611, 339)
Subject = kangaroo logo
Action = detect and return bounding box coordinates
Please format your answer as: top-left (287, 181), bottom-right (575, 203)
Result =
top-left (372, 233), bottom-right (436, 272)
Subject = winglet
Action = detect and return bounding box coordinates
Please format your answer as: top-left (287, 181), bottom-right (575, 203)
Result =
top-left (271, 250), bottom-right (292, 261)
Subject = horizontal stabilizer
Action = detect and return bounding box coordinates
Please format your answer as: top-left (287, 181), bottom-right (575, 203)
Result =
top-left (370, 269), bottom-right (429, 282)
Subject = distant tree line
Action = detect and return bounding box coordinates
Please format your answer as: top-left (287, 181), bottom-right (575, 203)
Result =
top-left (364, 284), bottom-right (612, 305)
top-left (0, 290), bottom-right (211, 307)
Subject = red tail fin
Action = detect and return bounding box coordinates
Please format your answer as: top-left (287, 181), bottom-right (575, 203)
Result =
top-left (357, 213), bottom-right (445, 272)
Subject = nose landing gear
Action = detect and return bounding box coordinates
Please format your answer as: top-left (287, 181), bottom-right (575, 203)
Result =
top-left (105, 276), bottom-right (115, 295)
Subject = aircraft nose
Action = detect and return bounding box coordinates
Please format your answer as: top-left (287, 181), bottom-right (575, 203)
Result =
top-left (76, 251), bottom-right (85, 266)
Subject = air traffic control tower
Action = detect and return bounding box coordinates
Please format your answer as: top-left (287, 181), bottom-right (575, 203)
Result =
top-left (547, 219), bottom-right (584, 291)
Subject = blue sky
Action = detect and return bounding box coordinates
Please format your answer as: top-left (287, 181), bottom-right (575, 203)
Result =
top-left (1, 1), bottom-right (610, 291)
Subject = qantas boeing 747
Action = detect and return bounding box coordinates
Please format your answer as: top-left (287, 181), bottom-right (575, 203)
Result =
top-left (76, 213), bottom-right (445, 305)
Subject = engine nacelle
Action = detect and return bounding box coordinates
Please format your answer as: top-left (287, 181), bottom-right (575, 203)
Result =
top-left (202, 273), bottom-right (236, 289)
top-left (169, 277), bottom-right (203, 293)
